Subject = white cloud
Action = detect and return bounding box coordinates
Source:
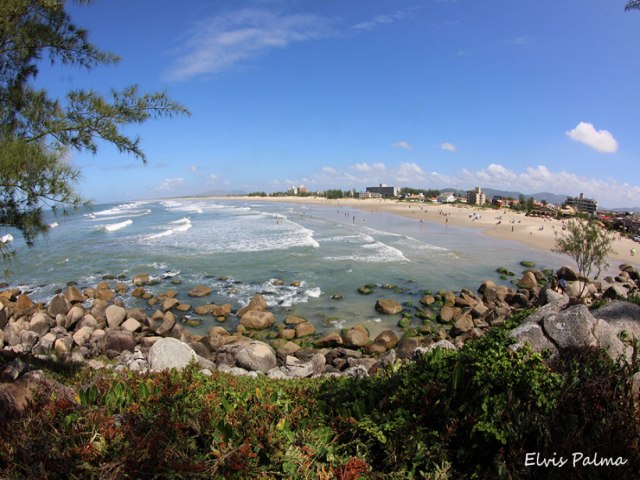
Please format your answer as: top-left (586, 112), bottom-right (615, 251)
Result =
top-left (566, 121), bottom-right (618, 153)
top-left (156, 177), bottom-right (186, 192)
top-left (440, 142), bottom-right (457, 152)
top-left (353, 162), bottom-right (386, 173)
top-left (209, 173), bottom-right (219, 181)
top-left (321, 166), bottom-right (338, 175)
top-left (392, 141), bottom-right (413, 150)
top-left (189, 165), bottom-right (198, 172)
top-left (394, 162), bottom-right (427, 183)
top-left (166, 9), bottom-right (331, 81)
top-left (455, 163), bottom-right (640, 207)
top-left (352, 11), bottom-right (408, 31)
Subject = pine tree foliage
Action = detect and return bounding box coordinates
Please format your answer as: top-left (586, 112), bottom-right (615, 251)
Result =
top-left (0, 0), bottom-right (189, 252)
top-left (626, 1), bottom-right (640, 11)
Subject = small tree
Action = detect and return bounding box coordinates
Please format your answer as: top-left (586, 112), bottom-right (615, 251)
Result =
top-left (552, 218), bottom-right (615, 299)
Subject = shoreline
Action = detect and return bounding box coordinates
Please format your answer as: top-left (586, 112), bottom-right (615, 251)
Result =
top-left (213, 195), bottom-right (639, 271)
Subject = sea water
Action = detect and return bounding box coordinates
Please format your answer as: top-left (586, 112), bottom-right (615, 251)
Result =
top-left (3, 198), bottom-right (569, 336)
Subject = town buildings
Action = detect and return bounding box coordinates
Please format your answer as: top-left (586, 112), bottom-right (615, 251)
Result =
top-left (564, 193), bottom-right (597, 217)
top-left (466, 186), bottom-right (486, 206)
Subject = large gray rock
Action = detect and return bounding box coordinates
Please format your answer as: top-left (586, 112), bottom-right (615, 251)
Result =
top-left (235, 341), bottom-right (277, 373)
top-left (269, 353), bottom-right (325, 379)
top-left (591, 300), bottom-right (640, 340)
top-left (149, 338), bottom-right (197, 371)
top-left (592, 319), bottom-right (630, 363)
top-left (542, 304), bottom-right (597, 349)
top-left (509, 323), bottom-right (558, 357)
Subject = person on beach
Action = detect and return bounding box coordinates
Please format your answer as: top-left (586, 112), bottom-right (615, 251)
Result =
top-left (558, 276), bottom-right (567, 294)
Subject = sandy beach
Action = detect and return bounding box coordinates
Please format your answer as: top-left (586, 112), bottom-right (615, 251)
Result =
top-left (225, 195), bottom-right (640, 271)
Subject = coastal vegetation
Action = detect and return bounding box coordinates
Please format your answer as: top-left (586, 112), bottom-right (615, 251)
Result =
top-left (1, 308), bottom-right (639, 479)
top-left (553, 219), bottom-right (616, 298)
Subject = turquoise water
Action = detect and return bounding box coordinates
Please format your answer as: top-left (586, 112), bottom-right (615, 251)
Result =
top-left (4, 198), bottom-right (568, 336)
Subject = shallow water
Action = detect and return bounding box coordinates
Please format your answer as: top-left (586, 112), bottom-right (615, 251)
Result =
top-left (4, 198), bottom-right (569, 336)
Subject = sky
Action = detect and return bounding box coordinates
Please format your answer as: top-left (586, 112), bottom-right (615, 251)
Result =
top-left (36, 0), bottom-right (640, 208)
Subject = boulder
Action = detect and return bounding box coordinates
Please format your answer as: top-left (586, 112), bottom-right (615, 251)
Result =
top-left (105, 305), bottom-right (127, 329)
top-left (342, 325), bottom-right (369, 348)
top-left (542, 305), bottom-right (597, 349)
top-left (375, 299), bottom-right (403, 315)
top-left (64, 285), bottom-right (86, 304)
top-left (29, 312), bottom-right (50, 337)
top-left (211, 304), bottom-right (231, 317)
top-left (450, 315), bottom-right (474, 336)
top-left (276, 341), bottom-right (301, 358)
top-left (420, 294), bottom-right (435, 306)
top-left (235, 341), bottom-right (277, 373)
top-left (294, 322), bottom-right (315, 338)
top-left (188, 284), bottom-right (213, 298)
top-left (133, 273), bottom-right (150, 286)
top-left (240, 310), bottom-right (275, 330)
top-left (284, 315), bottom-right (306, 325)
top-left (556, 266), bottom-right (579, 281)
top-left (32, 332), bottom-right (56, 355)
top-left (517, 271), bottom-right (538, 290)
top-left (162, 297), bottom-right (180, 311)
top-left (156, 311), bottom-right (176, 336)
top-left (54, 335), bottom-right (73, 355)
top-left (237, 294), bottom-right (268, 317)
top-left (100, 330), bottom-right (136, 355)
top-left (315, 331), bottom-right (343, 347)
top-left (194, 304), bottom-right (216, 315)
top-left (15, 294), bottom-right (34, 312)
top-left (121, 318), bottom-right (142, 333)
top-left (438, 304), bottom-right (455, 323)
top-left (591, 300), bottom-right (640, 341)
top-left (592, 319), bottom-right (630, 363)
top-left (65, 306), bottom-right (85, 330)
top-left (149, 338), bottom-right (197, 371)
top-left (72, 326), bottom-right (94, 347)
top-left (47, 294), bottom-right (71, 317)
top-left (396, 335), bottom-right (422, 359)
top-left (372, 329), bottom-right (399, 350)
top-left (95, 288), bottom-right (115, 302)
top-left (90, 299), bottom-right (109, 321)
top-left (509, 323), bottom-right (558, 357)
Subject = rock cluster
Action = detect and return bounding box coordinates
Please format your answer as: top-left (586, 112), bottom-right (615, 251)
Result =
top-left (1, 263), bottom-right (639, 386)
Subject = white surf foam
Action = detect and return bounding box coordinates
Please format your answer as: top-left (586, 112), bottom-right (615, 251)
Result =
top-left (145, 218), bottom-right (193, 240)
top-left (103, 219), bottom-right (133, 232)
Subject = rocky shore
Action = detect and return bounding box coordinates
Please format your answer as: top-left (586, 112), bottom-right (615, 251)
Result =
top-left (1, 260), bottom-right (639, 387)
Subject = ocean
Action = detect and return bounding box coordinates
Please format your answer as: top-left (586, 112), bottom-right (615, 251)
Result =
top-left (4, 198), bottom-right (569, 336)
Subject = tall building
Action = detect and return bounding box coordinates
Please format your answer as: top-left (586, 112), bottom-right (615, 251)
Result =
top-left (466, 186), bottom-right (486, 205)
top-left (366, 184), bottom-right (399, 197)
top-left (564, 193), bottom-right (597, 216)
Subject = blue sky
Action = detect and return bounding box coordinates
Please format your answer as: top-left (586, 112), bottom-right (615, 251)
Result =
top-left (37, 0), bottom-right (640, 207)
